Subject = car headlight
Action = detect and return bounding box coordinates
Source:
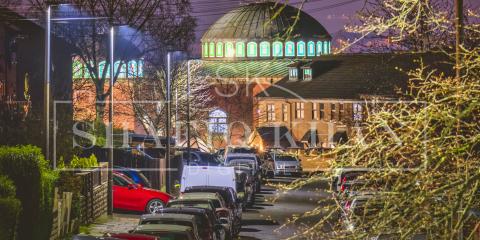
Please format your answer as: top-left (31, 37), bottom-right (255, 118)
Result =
top-left (276, 165), bottom-right (283, 169)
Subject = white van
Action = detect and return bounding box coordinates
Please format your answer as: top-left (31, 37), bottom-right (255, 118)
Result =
top-left (180, 166), bottom-right (237, 193)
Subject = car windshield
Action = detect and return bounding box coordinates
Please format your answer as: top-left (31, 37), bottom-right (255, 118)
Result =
top-left (275, 156), bottom-right (298, 161)
top-left (141, 220), bottom-right (193, 228)
top-left (113, 174), bottom-right (132, 187)
top-left (186, 153), bottom-right (222, 166)
top-left (167, 202), bottom-right (213, 210)
top-left (211, 199), bottom-right (222, 208)
top-left (132, 231), bottom-right (190, 240)
top-left (230, 147), bottom-right (254, 154)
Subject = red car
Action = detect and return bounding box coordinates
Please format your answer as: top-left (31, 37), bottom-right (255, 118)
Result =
top-left (104, 233), bottom-right (158, 240)
top-left (113, 172), bottom-right (171, 213)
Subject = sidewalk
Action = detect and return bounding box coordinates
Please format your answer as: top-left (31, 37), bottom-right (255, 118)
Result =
top-left (81, 214), bottom-right (139, 236)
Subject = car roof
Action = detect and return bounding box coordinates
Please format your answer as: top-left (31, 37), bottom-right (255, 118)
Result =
top-left (154, 207), bottom-right (208, 214)
top-left (140, 213), bottom-right (195, 221)
top-left (180, 192), bottom-right (220, 200)
top-left (185, 186), bottom-right (232, 191)
top-left (134, 224), bottom-right (192, 232)
top-left (227, 153), bottom-right (255, 157)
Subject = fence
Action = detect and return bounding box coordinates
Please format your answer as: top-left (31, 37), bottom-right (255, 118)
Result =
top-left (49, 162), bottom-right (108, 240)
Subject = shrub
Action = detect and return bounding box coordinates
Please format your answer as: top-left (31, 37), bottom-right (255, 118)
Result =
top-left (70, 154), bottom-right (98, 169)
top-left (0, 175), bottom-right (21, 240)
top-left (0, 145), bottom-right (57, 240)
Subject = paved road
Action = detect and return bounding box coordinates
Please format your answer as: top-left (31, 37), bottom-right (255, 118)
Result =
top-left (88, 176), bottom-right (331, 240)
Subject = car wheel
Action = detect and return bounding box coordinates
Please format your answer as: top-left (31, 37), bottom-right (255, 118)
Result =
top-left (146, 199), bottom-right (165, 213)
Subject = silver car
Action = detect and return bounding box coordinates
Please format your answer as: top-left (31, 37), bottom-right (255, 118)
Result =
top-left (271, 154), bottom-right (302, 177)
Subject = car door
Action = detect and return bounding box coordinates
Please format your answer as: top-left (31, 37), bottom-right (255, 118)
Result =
top-left (113, 174), bottom-right (139, 210)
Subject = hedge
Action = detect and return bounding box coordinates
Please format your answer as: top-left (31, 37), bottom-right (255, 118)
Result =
top-left (0, 175), bottom-right (21, 240)
top-left (0, 145), bottom-right (57, 240)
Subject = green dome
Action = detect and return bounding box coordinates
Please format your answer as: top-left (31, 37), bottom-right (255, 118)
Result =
top-left (201, 2), bottom-right (331, 42)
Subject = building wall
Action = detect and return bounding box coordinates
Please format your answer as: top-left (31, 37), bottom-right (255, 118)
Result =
top-left (254, 98), bottom-right (361, 148)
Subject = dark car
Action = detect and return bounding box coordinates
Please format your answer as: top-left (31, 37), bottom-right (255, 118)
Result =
top-left (114, 167), bottom-right (152, 188)
top-left (153, 207), bottom-right (224, 240)
top-left (72, 235), bottom-right (121, 240)
top-left (183, 186), bottom-right (242, 234)
top-left (176, 151), bottom-right (223, 166)
top-left (103, 233), bottom-right (158, 240)
top-left (129, 224), bottom-right (197, 240)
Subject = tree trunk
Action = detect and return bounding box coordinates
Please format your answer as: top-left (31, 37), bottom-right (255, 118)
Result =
top-left (95, 94), bottom-right (106, 124)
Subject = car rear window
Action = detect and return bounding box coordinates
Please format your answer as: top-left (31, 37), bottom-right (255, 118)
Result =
top-left (142, 220), bottom-right (193, 228)
top-left (276, 156), bottom-right (298, 161)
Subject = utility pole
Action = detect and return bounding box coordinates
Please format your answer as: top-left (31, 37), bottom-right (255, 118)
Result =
top-left (186, 60), bottom-right (191, 165)
top-left (166, 53), bottom-right (172, 193)
top-left (455, 0), bottom-right (463, 79)
top-left (107, 26), bottom-right (115, 216)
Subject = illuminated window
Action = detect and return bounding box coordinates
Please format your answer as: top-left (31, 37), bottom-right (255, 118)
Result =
top-left (303, 68), bottom-right (312, 81)
top-left (285, 41), bottom-right (295, 57)
top-left (72, 59), bottom-right (84, 78)
top-left (339, 103), bottom-right (344, 120)
top-left (316, 41), bottom-right (323, 56)
top-left (236, 42), bottom-right (245, 57)
top-left (259, 41), bottom-right (270, 57)
top-left (114, 61), bottom-right (127, 78)
top-left (353, 103), bottom-right (363, 121)
top-left (312, 103), bottom-right (318, 120)
top-left (307, 41), bottom-right (315, 57)
top-left (282, 104), bottom-right (288, 121)
top-left (202, 42), bottom-right (208, 57)
top-left (216, 42), bottom-right (224, 57)
top-left (138, 59), bottom-right (144, 77)
top-left (209, 109), bottom-right (228, 134)
top-left (295, 102), bottom-right (304, 119)
top-left (247, 42), bottom-right (257, 57)
top-left (323, 41), bottom-right (329, 55)
top-left (98, 61), bottom-right (108, 78)
top-left (272, 41), bottom-right (283, 57)
top-left (266, 104), bottom-right (275, 121)
top-left (289, 68), bottom-right (298, 81)
top-left (225, 42), bottom-right (234, 57)
top-left (209, 42), bottom-right (215, 57)
top-left (297, 41), bottom-right (306, 57)
top-left (127, 60), bottom-right (138, 78)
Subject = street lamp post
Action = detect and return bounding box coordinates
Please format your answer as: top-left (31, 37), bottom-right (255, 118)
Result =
top-left (44, 5), bottom-right (51, 162)
top-left (166, 52), bottom-right (172, 193)
top-left (107, 26), bottom-right (115, 216)
top-left (186, 60), bottom-right (191, 164)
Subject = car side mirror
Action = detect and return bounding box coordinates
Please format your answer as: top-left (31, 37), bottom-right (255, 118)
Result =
top-left (127, 184), bottom-right (136, 190)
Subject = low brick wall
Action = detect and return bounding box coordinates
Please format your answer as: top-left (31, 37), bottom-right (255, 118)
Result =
top-left (77, 163), bottom-right (108, 225)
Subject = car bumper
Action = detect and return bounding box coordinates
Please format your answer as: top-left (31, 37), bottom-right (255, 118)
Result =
top-left (274, 169), bottom-right (302, 175)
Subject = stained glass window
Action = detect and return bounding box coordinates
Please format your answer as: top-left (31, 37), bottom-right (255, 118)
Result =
top-left (114, 61), bottom-right (127, 78)
top-left (247, 42), bottom-right (257, 57)
top-left (209, 42), bottom-right (215, 57)
top-left (304, 68), bottom-right (312, 81)
top-left (323, 41), bottom-right (329, 55)
top-left (297, 41), bottom-right (306, 57)
top-left (127, 60), bottom-right (138, 78)
top-left (138, 59), bottom-right (144, 77)
top-left (72, 59), bottom-right (83, 79)
top-left (259, 41), bottom-right (270, 57)
top-left (236, 42), bottom-right (245, 57)
top-left (216, 42), bottom-right (224, 57)
top-left (307, 41), bottom-right (315, 57)
top-left (99, 61), bottom-right (110, 78)
top-left (316, 41), bottom-right (323, 56)
top-left (285, 41), bottom-right (295, 57)
top-left (209, 109), bottom-right (228, 134)
top-left (272, 41), bottom-right (283, 57)
top-left (289, 68), bottom-right (298, 81)
top-left (225, 42), bottom-right (234, 57)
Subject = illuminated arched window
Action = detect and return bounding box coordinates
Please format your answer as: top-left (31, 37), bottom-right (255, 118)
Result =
top-left (285, 41), bottom-right (295, 57)
top-left (73, 59), bottom-right (84, 79)
top-left (326, 41), bottom-right (331, 54)
top-left (202, 42), bottom-right (208, 57)
top-left (236, 42), bottom-right (245, 57)
top-left (209, 42), bottom-right (215, 57)
top-left (323, 41), bottom-right (329, 54)
top-left (114, 61), bottom-right (127, 78)
top-left (216, 42), bottom-right (224, 57)
top-left (297, 41), bottom-right (306, 57)
top-left (127, 60), bottom-right (138, 78)
top-left (259, 41), bottom-right (270, 57)
top-left (307, 41), bottom-right (316, 57)
top-left (98, 61), bottom-right (108, 78)
top-left (316, 41), bottom-right (323, 56)
top-left (138, 59), bottom-right (144, 77)
top-left (272, 41), bottom-right (283, 57)
top-left (209, 109), bottom-right (228, 134)
top-left (225, 42), bottom-right (234, 57)
top-left (247, 42), bottom-right (257, 57)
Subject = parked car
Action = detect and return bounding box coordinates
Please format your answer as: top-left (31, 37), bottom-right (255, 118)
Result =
top-left (72, 235), bottom-right (121, 240)
top-left (129, 224), bottom-right (197, 240)
top-left (103, 233), bottom-right (158, 240)
top-left (137, 213), bottom-right (202, 239)
top-left (113, 172), bottom-right (172, 213)
top-left (152, 207), bottom-right (225, 240)
top-left (225, 153), bottom-right (262, 192)
top-left (180, 166), bottom-right (237, 193)
top-left (114, 167), bottom-right (152, 188)
top-left (179, 151), bottom-right (223, 166)
top-left (232, 165), bottom-right (255, 206)
top-left (173, 192), bottom-right (236, 238)
top-left (183, 186), bottom-right (242, 234)
top-left (266, 153), bottom-right (303, 178)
